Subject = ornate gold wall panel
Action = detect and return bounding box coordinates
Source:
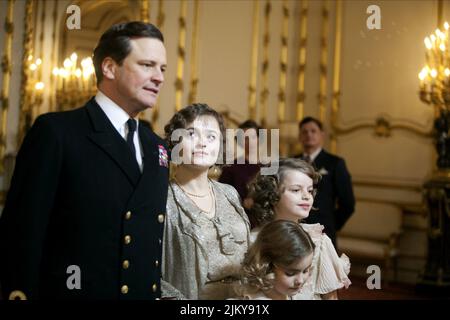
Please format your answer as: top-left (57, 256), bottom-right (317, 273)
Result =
top-left (140, 0), bottom-right (150, 23)
top-left (188, 0), bottom-right (200, 105)
top-left (248, 0), bottom-right (260, 120)
top-left (277, 0), bottom-right (289, 123)
top-left (0, 0), bottom-right (15, 174)
top-left (296, 0), bottom-right (308, 122)
top-left (260, 0), bottom-right (271, 127)
top-left (318, 0), bottom-right (329, 123)
top-left (17, 0), bottom-right (35, 151)
top-left (174, 0), bottom-right (187, 111)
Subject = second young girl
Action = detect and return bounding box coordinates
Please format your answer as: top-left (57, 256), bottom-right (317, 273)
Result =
top-left (235, 219), bottom-right (315, 300)
top-left (248, 158), bottom-right (351, 300)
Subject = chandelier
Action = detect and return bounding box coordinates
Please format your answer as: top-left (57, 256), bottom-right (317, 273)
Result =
top-left (418, 21), bottom-right (450, 169)
top-left (52, 53), bottom-right (97, 110)
top-left (417, 19), bottom-right (450, 297)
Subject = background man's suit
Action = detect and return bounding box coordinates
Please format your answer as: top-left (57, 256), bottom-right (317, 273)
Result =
top-left (299, 149), bottom-right (355, 247)
top-left (0, 98), bottom-right (169, 299)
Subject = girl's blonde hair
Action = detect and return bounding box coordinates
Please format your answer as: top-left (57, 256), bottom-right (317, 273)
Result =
top-left (238, 220), bottom-right (315, 294)
top-left (248, 158), bottom-right (321, 226)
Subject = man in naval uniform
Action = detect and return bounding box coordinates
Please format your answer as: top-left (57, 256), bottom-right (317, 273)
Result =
top-left (0, 21), bottom-right (169, 300)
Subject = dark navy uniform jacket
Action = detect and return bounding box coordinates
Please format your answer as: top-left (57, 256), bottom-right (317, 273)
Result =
top-left (0, 98), bottom-right (169, 299)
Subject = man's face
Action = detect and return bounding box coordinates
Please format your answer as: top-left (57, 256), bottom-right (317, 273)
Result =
top-left (299, 121), bottom-right (324, 151)
top-left (114, 37), bottom-right (167, 115)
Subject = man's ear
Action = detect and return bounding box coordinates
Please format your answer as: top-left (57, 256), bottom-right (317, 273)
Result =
top-left (102, 57), bottom-right (117, 80)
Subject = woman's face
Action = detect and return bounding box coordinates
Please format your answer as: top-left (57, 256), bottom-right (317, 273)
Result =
top-left (269, 253), bottom-right (314, 299)
top-left (179, 115), bottom-right (221, 168)
top-left (274, 169), bottom-right (314, 222)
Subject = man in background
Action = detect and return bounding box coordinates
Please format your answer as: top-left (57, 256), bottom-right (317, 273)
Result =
top-left (296, 116), bottom-right (355, 247)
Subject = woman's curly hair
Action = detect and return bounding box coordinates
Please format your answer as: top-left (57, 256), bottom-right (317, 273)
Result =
top-left (163, 103), bottom-right (227, 165)
top-left (238, 220), bottom-right (315, 294)
top-left (248, 158), bottom-right (321, 226)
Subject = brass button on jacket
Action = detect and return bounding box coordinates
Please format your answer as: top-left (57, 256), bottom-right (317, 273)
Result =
top-left (121, 285), bottom-right (129, 294)
top-left (8, 290), bottom-right (27, 300)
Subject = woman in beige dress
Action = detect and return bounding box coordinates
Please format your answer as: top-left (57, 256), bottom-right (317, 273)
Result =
top-left (248, 158), bottom-right (351, 300)
top-left (162, 103), bottom-right (250, 300)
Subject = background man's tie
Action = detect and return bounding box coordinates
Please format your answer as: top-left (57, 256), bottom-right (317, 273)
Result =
top-left (304, 155), bottom-right (312, 164)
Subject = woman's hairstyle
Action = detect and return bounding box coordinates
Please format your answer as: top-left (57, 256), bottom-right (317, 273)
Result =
top-left (164, 103), bottom-right (226, 164)
top-left (238, 119), bottom-right (261, 136)
top-left (240, 220), bottom-right (315, 292)
top-left (248, 158), bottom-right (321, 226)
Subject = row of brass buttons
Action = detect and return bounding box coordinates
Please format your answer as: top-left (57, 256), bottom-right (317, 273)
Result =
top-left (120, 284), bottom-right (158, 295)
top-left (121, 211), bottom-right (163, 296)
top-left (124, 211), bottom-right (165, 223)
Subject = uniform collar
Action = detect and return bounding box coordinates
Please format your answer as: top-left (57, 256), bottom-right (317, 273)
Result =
top-left (95, 90), bottom-right (139, 132)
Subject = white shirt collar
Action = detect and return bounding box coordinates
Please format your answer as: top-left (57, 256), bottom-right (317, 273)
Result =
top-left (94, 90), bottom-right (139, 133)
top-left (306, 147), bottom-right (322, 162)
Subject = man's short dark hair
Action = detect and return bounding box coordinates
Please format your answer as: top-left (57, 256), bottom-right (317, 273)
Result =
top-left (238, 120), bottom-right (261, 136)
top-left (93, 21), bottom-right (164, 84)
top-left (299, 116), bottom-right (323, 131)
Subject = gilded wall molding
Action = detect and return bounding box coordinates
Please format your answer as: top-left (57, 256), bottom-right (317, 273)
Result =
top-left (139, 0), bottom-right (150, 123)
top-left (353, 177), bottom-right (423, 192)
top-left (356, 197), bottom-right (426, 215)
top-left (140, 0), bottom-right (150, 23)
top-left (277, 0), bottom-right (289, 123)
top-left (48, 0), bottom-right (58, 112)
top-left (332, 114), bottom-right (433, 138)
top-left (330, 0), bottom-right (341, 154)
top-left (248, 0), bottom-right (260, 120)
top-left (174, 0), bottom-right (187, 112)
top-left (0, 0), bottom-right (15, 174)
top-left (296, 0), bottom-right (308, 122)
top-left (259, 0), bottom-right (271, 127)
top-left (188, 0), bottom-right (200, 105)
top-left (33, 0), bottom-right (45, 120)
top-left (318, 0), bottom-right (329, 123)
top-left (17, 0), bottom-right (35, 151)
top-left (157, 0), bottom-right (165, 29)
top-left (151, 0), bottom-right (165, 130)
top-left (140, 0), bottom-right (152, 121)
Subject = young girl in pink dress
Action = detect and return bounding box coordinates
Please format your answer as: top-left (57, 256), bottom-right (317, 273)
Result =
top-left (248, 158), bottom-right (351, 299)
top-left (234, 219), bottom-right (315, 300)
